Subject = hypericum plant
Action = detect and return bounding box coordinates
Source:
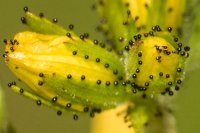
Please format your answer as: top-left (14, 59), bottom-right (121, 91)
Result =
top-left (2, 0), bottom-right (200, 133)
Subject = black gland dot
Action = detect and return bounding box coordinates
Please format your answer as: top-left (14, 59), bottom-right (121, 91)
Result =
top-left (168, 81), bottom-right (173, 86)
top-left (3, 39), bottom-right (7, 44)
top-left (145, 82), bottom-right (149, 86)
top-left (72, 51), bottom-right (77, 55)
top-left (96, 80), bottom-right (101, 85)
top-left (80, 35), bottom-right (85, 40)
top-left (20, 88), bottom-right (24, 93)
top-left (184, 46), bottom-right (190, 52)
top-left (144, 33), bottom-right (148, 37)
top-left (23, 6), bottom-right (29, 12)
top-left (8, 83), bottom-right (12, 87)
top-left (52, 96), bottom-right (58, 102)
top-left (177, 80), bottom-right (182, 84)
top-left (84, 107), bottom-right (89, 112)
top-left (105, 81), bottom-right (110, 86)
top-left (73, 114), bottom-right (79, 120)
top-left (66, 103), bottom-right (72, 108)
top-left (138, 60), bottom-right (143, 65)
top-left (149, 75), bottom-right (154, 79)
top-left (81, 75), bottom-right (85, 80)
top-left (68, 24), bottom-right (74, 30)
top-left (52, 18), bottom-right (58, 23)
top-left (119, 37), bottom-right (124, 42)
top-left (93, 40), bottom-right (99, 45)
top-left (113, 70), bottom-right (118, 75)
top-left (66, 32), bottom-right (71, 38)
top-left (114, 81), bottom-right (118, 86)
top-left (136, 68), bottom-right (140, 73)
top-left (167, 27), bottom-right (172, 32)
top-left (125, 46), bottom-right (130, 51)
top-left (39, 73), bottom-right (44, 77)
top-left (132, 74), bottom-right (137, 79)
top-left (177, 68), bottom-right (182, 72)
top-left (38, 81), bottom-right (43, 86)
top-left (104, 63), bottom-right (109, 68)
top-left (122, 82), bottom-right (126, 86)
top-left (21, 17), bottom-right (26, 24)
top-left (90, 112), bottom-right (95, 118)
top-left (118, 76), bottom-right (123, 80)
top-left (129, 40), bottom-right (134, 45)
top-left (67, 74), bottom-right (72, 79)
top-left (36, 100), bottom-right (42, 106)
top-left (168, 91), bottom-right (174, 96)
top-left (159, 72), bottom-right (163, 76)
top-left (166, 74), bottom-right (170, 78)
top-left (132, 89), bottom-right (137, 94)
top-left (175, 86), bottom-right (180, 91)
top-left (85, 55), bottom-right (89, 59)
top-left (84, 33), bottom-right (89, 38)
top-left (142, 94), bottom-right (147, 98)
top-left (96, 58), bottom-right (100, 62)
top-left (174, 38), bottom-right (178, 42)
top-left (57, 111), bottom-right (62, 116)
top-left (39, 12), bottom-right (44, 18)
top-left (138, 52), bottom-right (142, 57)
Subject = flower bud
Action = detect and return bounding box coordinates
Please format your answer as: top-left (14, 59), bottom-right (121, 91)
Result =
top-left (125, 29), bottom-right (189, 96)
top-left (5, 31), bottom-right (127, 113)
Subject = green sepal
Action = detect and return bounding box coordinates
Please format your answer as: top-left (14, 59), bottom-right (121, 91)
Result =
top-left (25, 12), bottom-right (69, 35)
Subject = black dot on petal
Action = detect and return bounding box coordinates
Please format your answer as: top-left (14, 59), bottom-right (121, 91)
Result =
top-left (168, 81), bottom-right (173, 86)
top-left (96, 58), bottom-right (100, 62)
top-left (138, 60), bottom-right (143, 65)
top-left (175, 86), bottom-right (180, 91)
top-left (81, 75), bottom-right (85, 80)
top-left (138, 52), bottom-right (142, 57)
top-left (72, 51), bottom-right (77, 55)
top-left (145, 82), bottom-right (149, 86)
top-left (39, 73), bottom-right (44, 77)
top-left (132, 74), bottom-right (137, 79)
top-left (104, 63), bottom-right (109, 68)
top-left (66, 32), bottom-right (71, 38)
top-left (105, 81), bottom-right (110, 86)
top-left (174, 38), bottom-right (178, 42)
top-left (167, 27), bottom-right (172, 32)
top-left (52, 96), bottom-right (58, 102)
top-left (159, 72), bottom-right (163, 76)
top-left (166, 74), bottom-right (170, 78)
top-left (38, 81), bottom-right (43, 86)
top-left (177, 80), bottom-right (182, 84)
top-left (149, 75), bottom-right (153, 79)
top-left (114, 81), bottom-right (118, 86)
top-left (67, 74), bottom-right (72, 79)
top-left (85, 55), bottom-right (89, 59)
top-left (96, 80), bottom-right (101, 85)
top-left (177, 68), bottom-right (182, 72)
top-left (66, 103), bottom-right (72, 108)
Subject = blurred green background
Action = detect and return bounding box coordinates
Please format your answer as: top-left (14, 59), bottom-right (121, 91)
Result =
top-left (0, 0), bottom-right (200, 133)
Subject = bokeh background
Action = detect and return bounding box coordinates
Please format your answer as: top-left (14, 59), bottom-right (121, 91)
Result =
top-left (0, 0), bottom-right (200, 133)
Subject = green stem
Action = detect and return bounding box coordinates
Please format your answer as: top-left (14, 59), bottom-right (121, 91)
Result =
top-left (0, 85), bottom-right (6, 133)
